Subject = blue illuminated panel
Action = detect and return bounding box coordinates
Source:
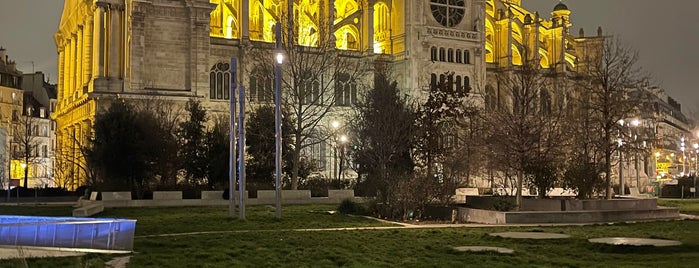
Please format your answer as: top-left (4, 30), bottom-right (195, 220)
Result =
top-left (0, 215), bottom-right (136, 252)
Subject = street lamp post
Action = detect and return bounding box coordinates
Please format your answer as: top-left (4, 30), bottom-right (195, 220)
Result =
top-left (695, 144), bottom-right (699, 198)
top-left (274, 22), bottom-right (284, 219)
top-left (338, 134), bottom-right (348, 185)
top-left (331, 121), bottom-right (340, 184)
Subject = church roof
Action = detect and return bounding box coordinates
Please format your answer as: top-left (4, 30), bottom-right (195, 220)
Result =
top-left (553, 2), bottom-right (569, 11)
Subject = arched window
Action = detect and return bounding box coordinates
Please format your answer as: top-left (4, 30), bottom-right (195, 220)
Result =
top-left (249, 68), bottom-right (272, 102)
top-left (430, 73), bottom-right (437, 91)
top-left (455, 75), bottom-right (462, 93)
top-left (439, 74), bottom-right (446, 86)
top-left (464, 50), bottom-right (470, 64)
top-left (464, 76), bottom-right (470, 93)
top-left (447, 74), bottom-right (454, 91)
top-left (540, 88), bottom-right (552, 114)
top-left (439, 121), bottom-right (457, 149)
top-left (447, 48), bottom-right (454, 62)
top-left (301, 70), bottom-right (321, 105)
top-left (210, 62), bottom-right (231, 100)
top-left (485, 85), bottom-right (496, 110)
top-left (335, 73), bottom-right (357, 106)
top-left (439, 47), bottom-right (445, 61)
top-left (431, 47), bottom-right (438, 61)
top-left (456, 49), bottom-right (462, 63)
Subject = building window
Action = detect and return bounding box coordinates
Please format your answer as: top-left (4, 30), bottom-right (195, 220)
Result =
top-left (430, 73), bottom-right (437, 91)
top-left (300, 71), bottom-right (321, 105)
top-left (439, 47), bottom-right (445, 61)
top-left (456, 49), bottom-right (462, 63)
top-left (430, 0), bottom-right (466, 28)
top-left (540, 88), bottom-right (551, 114)
top-left (334, 73), bottom-right (357, 106)
top-left (455, 75), bottom-right (462, 93)
top-left (439, 121), bottom-right (457, 149)
top-left (250, 69), bottom-right (272, 102)
top-left (42, 145), bottom-right (47, 158)
top-left (430, 47), bottom-right (438, 61)
top-left (303, 139), bottom-right (326, 171)
top-left (447, 48), bottom-right (454, 62)
top-left (464, 50), bottom-right (470, 64)
top-left (209, 62), bottom-right (231, 100)
top-left (464, 76), bottom-right (470, 93)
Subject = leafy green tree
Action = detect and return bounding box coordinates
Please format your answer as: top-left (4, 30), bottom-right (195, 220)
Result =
top-left (349, 69), bottom-right (414, 215)
top-left (86, 101), bottom-right (160, 197)
top-left (414, 72), bottom-right (473, 205)
top-left (245, 105), bottom-right (293, 190)
top-left (204, 116), bottom-right (229, 189)
top-left (524, 157), bottom-right (559, 198)
top-left (178, 99), bottom-right (208, 185)
top-left (563, 159), bottom-right (604, 199)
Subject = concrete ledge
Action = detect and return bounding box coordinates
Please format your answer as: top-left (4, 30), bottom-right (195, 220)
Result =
top-left (101, 192), bottom-right (132, 201)
top-left (202, 191), bottom-right (224, 200)
top-left (72, 202), bottom-right (104, 217)
top-left (328, 190), bottom-right (354, 200)
top-left (96, 190), bottom-right (359, 207)
top-left (153, 191), bottom-right (182, 200)
top-left (458, 206), bottom-right (680, 224)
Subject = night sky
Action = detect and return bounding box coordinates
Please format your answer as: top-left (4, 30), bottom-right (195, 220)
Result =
top-left (1, 0), bottom-right (697, 114)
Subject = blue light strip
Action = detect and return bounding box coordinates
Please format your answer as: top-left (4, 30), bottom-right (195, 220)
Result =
top-left (0, 215), bottom-right (137, 251)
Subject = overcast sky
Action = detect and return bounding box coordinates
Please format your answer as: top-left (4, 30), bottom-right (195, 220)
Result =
top-left (1, 0), bottom-right (697, 113)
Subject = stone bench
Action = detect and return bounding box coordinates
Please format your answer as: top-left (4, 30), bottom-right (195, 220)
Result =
top-left (455, 188), bottom-right (480, 203)
top-left (101, 192), bottom-right (132, 201)
top-left (328, 190), bottom-right (354, 200)
top-left (202, 191), bottom-right (225, 200)
top-left (72, 202), bottom-right (104, 217)
top-left (153, 191), bottom-right (182, 200)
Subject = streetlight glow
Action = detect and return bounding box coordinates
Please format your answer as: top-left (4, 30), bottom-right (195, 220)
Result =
top-left (276, 52), bottom-right (284, 64)
top-left (339, 135), bottom-right (348, 143)
top-left (331, 120), bottom-right (340, 129)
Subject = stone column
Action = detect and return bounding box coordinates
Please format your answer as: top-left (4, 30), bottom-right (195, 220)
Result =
top-left (241, 0), bottom-right (249, 40)
top-left (367, 2), bottom-right (374, 53)
top-left (57, 48), bottom-right (65, 102)
top-left (83, 16), bottom-right (93, 84)
top-left (93, 4), bottom-right (105, 78)
top-left (107, 4), bottom-right (123, 79)
top-left (76, 26), bottom-right (83, 89)
top-left (69, 36), bottom-right (77, 97)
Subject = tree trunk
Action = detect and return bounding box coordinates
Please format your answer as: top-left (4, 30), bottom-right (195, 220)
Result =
top-left (605, 151), bottom-right (613, 199)
top-left (290, 139), bottom-right (301, 190)
top-left (516, 169), bottom-right (523, 211)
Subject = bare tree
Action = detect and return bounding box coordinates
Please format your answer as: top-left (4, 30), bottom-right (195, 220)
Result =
top-left (12, 107), bottom-right (41, 188)
top-left (247, 17), bottom-right (369, 189)
top-left (484, 55), bottom-right (569, 209)
top-left (579, 37), bottom-right (645, 199)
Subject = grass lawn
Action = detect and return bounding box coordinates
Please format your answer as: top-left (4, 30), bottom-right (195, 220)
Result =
top-left (1, 204), bottom-right (698, 267)
top-left (658, 198), bottom-right (699, 215)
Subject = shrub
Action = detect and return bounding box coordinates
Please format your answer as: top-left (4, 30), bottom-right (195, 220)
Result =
top-left (493, 196), bottom-right (515, 211)
top-left (338, 199), bottom-right (368, 215)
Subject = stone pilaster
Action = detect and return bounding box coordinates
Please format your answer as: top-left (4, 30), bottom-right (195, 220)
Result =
top-left (93, 4), bottom-right (105, 78)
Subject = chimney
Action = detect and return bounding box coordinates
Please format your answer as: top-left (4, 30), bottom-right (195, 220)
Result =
top-left (0, 47), bottom-right (6, 64)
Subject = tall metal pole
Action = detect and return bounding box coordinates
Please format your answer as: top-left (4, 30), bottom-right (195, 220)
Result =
top-left (619, 150), bottom-right (623, 196)
top-left (274, 23), bottom-right (283, 219)
top-left (238, 84), bottom-right (246, 220)
top-left (228, 58), bottom-right (237, 218)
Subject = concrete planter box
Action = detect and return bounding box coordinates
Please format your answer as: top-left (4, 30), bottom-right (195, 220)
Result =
top-left (466, 196), bottom-right (659, 212)
top-left (153, 191), bottom-right (182, 200)
top-left (328, 190), bottom-right (354, 200)
top-left (101, 192), bottom-right (132, 201)
top-left (201, 191), bottom-right (224, 200)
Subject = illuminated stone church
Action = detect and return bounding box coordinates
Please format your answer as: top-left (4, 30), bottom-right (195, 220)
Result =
top-left (54, 0), bottom-right (598, 188)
